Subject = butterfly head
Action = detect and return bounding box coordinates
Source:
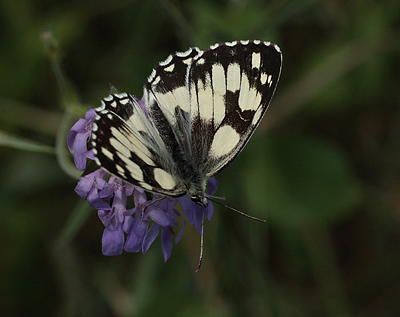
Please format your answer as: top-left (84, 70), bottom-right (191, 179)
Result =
top-left (190, 194), bottom-right (208, 207)
top-left (186, 180), bottom-right (208, 207)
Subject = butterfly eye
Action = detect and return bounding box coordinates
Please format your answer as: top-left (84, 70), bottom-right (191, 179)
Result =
top-left (190, 196), bottom-right (201, 203)
top-left (191, 196), bottom-right (208, 207)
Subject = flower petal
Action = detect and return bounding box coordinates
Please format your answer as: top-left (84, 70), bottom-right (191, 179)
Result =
top-left (147, 206), bottom-right (174, 227)
top-left (69, 118), bottom-right (87, 134)
top-left (207, 177), bottom-right (219, 196)
top-left (84, 108), bottom-right (96, 120)
top-left (72, 131), bottom-right (91, 170)
top-left (161, 227), bottom-right (173, 262)
top-left (124, 217), bottom-right (148, 253)
top-left (174, 212), bottom-right (186, 243)
top-left (102, 227), bottom-right (124, 256)
top-left (88, 187), bottom-right (110, 210)
top-left (142, 223), bottom-right (160, 253)
top-left (178, 195), bottom-right (196, 224)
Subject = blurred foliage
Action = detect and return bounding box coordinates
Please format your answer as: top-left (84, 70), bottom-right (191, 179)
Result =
top-left (0, 0), bottom-right (400, 316)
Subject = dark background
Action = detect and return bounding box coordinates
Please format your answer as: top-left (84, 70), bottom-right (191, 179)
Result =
top-left (1, 0), bottom-right (400, 316)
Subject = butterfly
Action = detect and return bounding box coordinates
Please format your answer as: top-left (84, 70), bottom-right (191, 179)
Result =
top-left (91, 40), bottom-right (282, 207)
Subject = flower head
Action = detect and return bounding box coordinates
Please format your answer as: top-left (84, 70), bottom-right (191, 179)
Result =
top-left (68, 99), bottom-right (221, 264)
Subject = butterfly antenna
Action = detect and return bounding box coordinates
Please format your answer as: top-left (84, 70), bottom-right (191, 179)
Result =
top-left (209, 198), bottom-right (266, 223)
top-left (195, 209), bottom-right (205, 273)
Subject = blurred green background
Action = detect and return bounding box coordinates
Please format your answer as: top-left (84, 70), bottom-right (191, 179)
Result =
top-left (1, 0), bottom-right (400, 316)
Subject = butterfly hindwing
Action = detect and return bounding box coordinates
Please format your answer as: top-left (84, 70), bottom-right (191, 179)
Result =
top-left (92, 93), bottom-right (185, 196)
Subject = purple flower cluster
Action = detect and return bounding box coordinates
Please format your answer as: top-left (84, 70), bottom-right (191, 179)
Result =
top-left (67, 101), bottom-right (218, 261)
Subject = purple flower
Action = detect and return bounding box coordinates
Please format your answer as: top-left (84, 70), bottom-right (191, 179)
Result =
top-left (75, 169), bottom-right (110, 210)
top-left (67, 109), bottom-right (96, 170)
top-left (68, 102), bottom-right (221, 263)
top-left (124, 193), bottom-right (181, 261)
top-left (98, 177), bottom-right (134, 255)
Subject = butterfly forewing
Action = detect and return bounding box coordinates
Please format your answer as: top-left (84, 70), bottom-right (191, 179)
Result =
top-left (188, 41), bottom-right (282, 177)
top-left (92, 40), bottom-right (282, 203)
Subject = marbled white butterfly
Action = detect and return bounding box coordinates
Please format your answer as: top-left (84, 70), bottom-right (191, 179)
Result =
top-left (91, 40), bottom-right (282, 207)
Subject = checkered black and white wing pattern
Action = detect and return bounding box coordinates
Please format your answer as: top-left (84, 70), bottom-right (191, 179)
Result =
top-left (188, 40), bottom-right (282, 177)
top-left (91, 93), bottom-right (186, 197)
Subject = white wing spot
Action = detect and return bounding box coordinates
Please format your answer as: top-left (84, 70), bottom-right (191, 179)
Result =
top-left (196, 58), bottom-right (205, 65)
top-left (153, 168), bottom-right (176, 190)
top-left (211, 63), bottom-right (226, 125)
top-left (107, 114), bottom-right (113, 120)
top-left (139, 182), bottom-right (153, 191)
top-left (116, 164), bottom-right (125, 175)
top-left (273, 43), bottom-right (281, 53)
top-left (241, 40), bottom-right (249, 45)
top-left (152, 75), bottom-right (161, 86)
top-left (253, 40), bottom-right (261, 45)
top-left (110, 136), bottom-right (130, 158)
top-left (119, 154), bottom-right (144, 182)
top-left (102, 147), bottom-right (114, 160)
top-left (190, 82), bottom-right (199, 119)
top-left (252, 52), bottom-right (261, 69)
top-left (149, 69), bottom-right (156, 81)
top-left (110, 126), bottom-right (154, 165)
top-left (173, 86), bottom-right (190, 112)
top-left (210, 43), bottom-right (219, 50)
top-left (164, 63), bottom-right (175, 72)
top-left (267, 75), bottom-right (273, 86)
top-left (120, 98), bottom-right (129, 105)
top-left (260, 73), bottom-right (268, 85)
top-left (115, 93), bottom-right (128, 99)
top-left (110, 101), bottom-right (117, 108)
top-left (226, 63), bottom-right (241, 92)
top-left (153, 85), bottom-right (190, 118)
top-left (226, 41), bottom-right (237, 47)
top-left (104, 95), bottom-right (113, 101)
top-left (176, 48), bottom-right (192, 57)
top-left (239, 72), bottom-right (261, 111)
top-left (197, 72), bottom-right (213, 120)
top-left (210, 125), bottom-right (241, 158)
